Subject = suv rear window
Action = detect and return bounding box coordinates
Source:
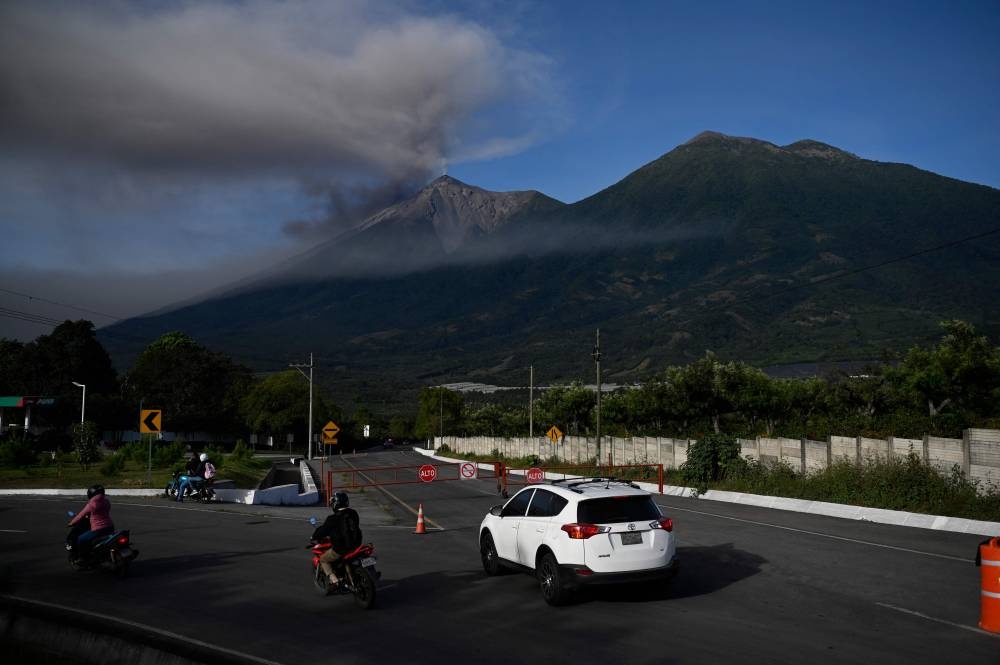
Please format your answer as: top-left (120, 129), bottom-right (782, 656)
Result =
top-left (577, 495), bottom-right (661, 524)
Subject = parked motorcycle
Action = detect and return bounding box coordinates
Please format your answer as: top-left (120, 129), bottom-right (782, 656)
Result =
top-left (307, 517), bottom-right (379, 609)
top-left (164, 471), bottom-right (216, 503)
top-left (66, 512), bottom-right (139, 578)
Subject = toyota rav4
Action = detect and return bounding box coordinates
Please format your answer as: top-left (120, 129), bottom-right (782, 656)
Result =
top-left (478, 478), bottom-right (678, 605)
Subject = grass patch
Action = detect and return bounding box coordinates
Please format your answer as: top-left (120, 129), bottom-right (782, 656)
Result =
top-left (716, 454), bottom-right (1000, 522)
top-left (0, 454), bottom-right (271, 490)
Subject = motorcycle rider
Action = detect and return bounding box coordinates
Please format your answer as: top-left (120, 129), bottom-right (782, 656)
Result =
top-left (184, 452), bottom-right (199, 476)
top-left (177, 452), bottom-right (210, 502)
top-left (67, 485), bottom-right (114, 559)
top-left (311, 491), bottom-right (362, 586)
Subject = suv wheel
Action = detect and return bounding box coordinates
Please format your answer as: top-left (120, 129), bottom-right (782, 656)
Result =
top-left (480, 532), bottom-right (501, 576)
top-left (537, 552), bottom-right (569, 606)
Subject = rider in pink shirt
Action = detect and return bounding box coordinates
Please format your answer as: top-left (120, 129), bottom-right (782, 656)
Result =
top-left (67, 485), bottom-right (114, 556)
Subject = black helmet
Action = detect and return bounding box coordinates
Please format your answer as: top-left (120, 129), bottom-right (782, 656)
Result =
top-left (330, 491), bottom-right (349, 511)
top-left (87, 484), bottom-right (105, 499)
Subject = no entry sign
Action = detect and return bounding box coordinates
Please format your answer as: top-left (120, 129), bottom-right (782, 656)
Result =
top-left (418, 464), bottom-right (438, 482)
top-left (526, 467), bottom-right (544, 483)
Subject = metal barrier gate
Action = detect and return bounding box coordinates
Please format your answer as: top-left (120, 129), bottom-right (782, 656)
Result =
top-left (325, 462), bottom-right (503, 503)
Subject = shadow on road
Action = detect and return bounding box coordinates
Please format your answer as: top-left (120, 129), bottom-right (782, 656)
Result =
top-left (581, 542), bottom-right (767, 604)
top-left (123, 546), bottom-right (300, 579)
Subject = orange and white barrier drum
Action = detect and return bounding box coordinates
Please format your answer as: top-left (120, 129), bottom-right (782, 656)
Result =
top-left (979, 537), bottom-right (1000, 633)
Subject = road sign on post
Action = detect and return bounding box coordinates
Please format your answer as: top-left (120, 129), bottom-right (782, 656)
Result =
top-left (322, 421), bottom-right (340, 445)
top-left (546, 426), bottom-right (563, 444)
top-left (418, 464), bottom-right (437, 482)
top-left (140, 409), bottom-right (162, 434)
top-left (363, 424), bottom-right (370, 438)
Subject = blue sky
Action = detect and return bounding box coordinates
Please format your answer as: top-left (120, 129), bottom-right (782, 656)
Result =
top-left (0, 0), bottom-right (998, 339)
top-left (449, 1), bottom-right (1000, 202)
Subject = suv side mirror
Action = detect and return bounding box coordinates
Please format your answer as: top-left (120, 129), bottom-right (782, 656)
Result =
top-left (489, 504), bottom-right (503, 517)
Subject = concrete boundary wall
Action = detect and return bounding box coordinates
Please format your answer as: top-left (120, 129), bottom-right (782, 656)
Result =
top-left (433, 428), bottom-right (1000, 489)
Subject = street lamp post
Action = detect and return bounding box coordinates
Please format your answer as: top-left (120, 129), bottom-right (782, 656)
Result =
top-left (71, 382), bottom-right (86, 424)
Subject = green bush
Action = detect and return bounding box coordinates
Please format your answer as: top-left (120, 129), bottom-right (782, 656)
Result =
top-left (231, 439), bottom-right (252, 461)
top-left (720, 452), bottom-right (1000, 521)
top-left (205, 445), bottom-right (226, 469)
top-left (99, 453), bottom-right (126, 477)
top-left (152, 441), bottom-right (186, 467)
top-left (681, 433), bottom-right (743, 490)
top-left (0, 438), bottom-right (37, 468)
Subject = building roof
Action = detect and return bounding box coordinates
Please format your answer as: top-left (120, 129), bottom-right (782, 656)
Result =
top-left (0, 396), bottom-right (56, 407)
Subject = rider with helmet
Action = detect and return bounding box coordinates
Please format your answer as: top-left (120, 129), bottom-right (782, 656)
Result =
top-left (177, 452), bottom-right (212, 502)
top-left (311, 491), bottom-right (362, 586)
top-left (67, 485), bottom-right (114, 558)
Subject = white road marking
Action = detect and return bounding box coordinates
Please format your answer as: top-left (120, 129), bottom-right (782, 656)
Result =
top-left (876, 602), bottom-right (1000, 639)
top-left (0, 529), bottom-right (27, 533)
top-left (2, 595), bottom-right (289, 663)
top-left (660, 503), bottom-right (972, 563)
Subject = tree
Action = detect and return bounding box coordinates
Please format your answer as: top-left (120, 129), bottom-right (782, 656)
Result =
top-left (414, 388), bottom-right (463, 440)
top-left (3, 321), bottom-right (118, 432)
top-left (889, 320), bottom-right (1000, 417)
top-left (535, 382), bottom-right (595, 436)
top-left (240, 371), bottom-right (339, 444)
top-left (673, 352), bottom-right (737, 434)
top-left (127, 332), bottom-right (251, 435)
top-left (73, 421), bottom-right (100, 469)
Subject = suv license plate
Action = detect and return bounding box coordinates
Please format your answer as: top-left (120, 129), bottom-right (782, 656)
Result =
top-left (620, 532), bottom-right (642, 546)
top-left (361, 557), bottom-right (377, 568)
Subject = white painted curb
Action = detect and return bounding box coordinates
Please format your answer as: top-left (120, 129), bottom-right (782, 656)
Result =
top-left (414, 447), bottom-right (1000, 537)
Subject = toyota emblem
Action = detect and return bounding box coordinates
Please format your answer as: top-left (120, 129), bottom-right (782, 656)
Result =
top-left (628, 523), bottom-right (636, 531)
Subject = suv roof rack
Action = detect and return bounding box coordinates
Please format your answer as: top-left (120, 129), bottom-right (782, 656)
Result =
top-left (549, 477), bottom-right (642, 493)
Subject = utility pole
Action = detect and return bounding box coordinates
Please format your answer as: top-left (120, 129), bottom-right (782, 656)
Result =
top-left (529, 365), bottom-right (534, 438)
top-left (290, 353), bottom-right (314, 460)
top-left (439, 389), bottom-right (444, 445)
top-left (592, 330), bottom-right (602, 466)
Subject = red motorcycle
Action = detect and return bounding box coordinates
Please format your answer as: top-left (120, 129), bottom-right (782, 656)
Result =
top-left (308, 540), bottom-right (379, 609)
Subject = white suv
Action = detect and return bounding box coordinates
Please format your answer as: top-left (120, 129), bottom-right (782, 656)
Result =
top-left (478, 478), bottom-right (678, 605)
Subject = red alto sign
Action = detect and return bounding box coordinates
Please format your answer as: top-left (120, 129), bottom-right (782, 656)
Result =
top-left (418, 464), bottom-right (438, 482)
top-left (526, 467), bottom-right (545, 483)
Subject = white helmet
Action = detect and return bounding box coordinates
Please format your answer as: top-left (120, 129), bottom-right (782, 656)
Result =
top-left (199, 453), bottom-right (208, 462)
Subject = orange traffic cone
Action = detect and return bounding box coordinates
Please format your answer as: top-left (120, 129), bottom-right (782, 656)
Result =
top-left (414, 503), bottom-right (427, 534)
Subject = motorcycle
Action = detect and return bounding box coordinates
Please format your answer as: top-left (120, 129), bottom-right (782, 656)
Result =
top-left (164, 471), bottom-right (216, 503)
top-left (66, 512), bottom-right (139, 578)
top-left (307, 517), bottom-right (379, 609)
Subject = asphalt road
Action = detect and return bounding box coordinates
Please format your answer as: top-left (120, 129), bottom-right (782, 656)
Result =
top-left (1, 448), bottom-right (996, 664)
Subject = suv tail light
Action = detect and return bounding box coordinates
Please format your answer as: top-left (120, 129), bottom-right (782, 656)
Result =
top-left (649, 518), bottom-right (673, 532)
top-left (561, 523), bottom-right (611, 539)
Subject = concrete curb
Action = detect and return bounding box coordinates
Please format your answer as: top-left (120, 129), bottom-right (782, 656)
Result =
top-left (413, 447), bottom-right (1000, 537)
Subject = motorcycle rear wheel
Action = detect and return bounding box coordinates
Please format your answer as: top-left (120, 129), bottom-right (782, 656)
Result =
top-left (352, 566), bottom-right (376, 609)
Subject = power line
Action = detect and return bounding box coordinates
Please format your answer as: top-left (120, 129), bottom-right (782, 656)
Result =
top-left (0, 306), bottom-right (66, 327)
top-left (0, 287), bottom-right (123, 321)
